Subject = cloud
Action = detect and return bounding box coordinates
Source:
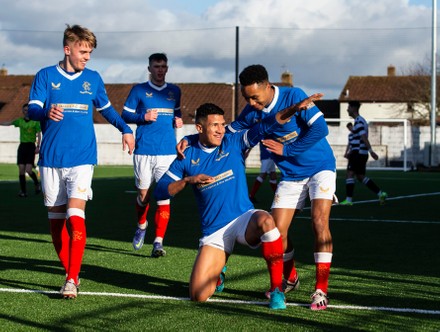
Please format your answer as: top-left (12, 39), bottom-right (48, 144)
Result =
top-left (0, 0), bottom-right (433, 98)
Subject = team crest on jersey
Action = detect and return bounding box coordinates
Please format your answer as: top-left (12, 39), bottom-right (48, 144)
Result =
top-left (51, 82), bottom-right (61, 90)
top-left (80, 81), bottom-right (93, 95)
top-left (167, 91), bottom-right (175, 101)
top-left (146, 92), bottom-right (153, 98)
top-left (215, 150), bottom-right (229, 161)
top-left (191, 158), bottom-right (200, 166)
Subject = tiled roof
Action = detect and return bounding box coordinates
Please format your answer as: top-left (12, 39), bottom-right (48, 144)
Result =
top-left (0, 76), bottom-right (248, 124)
top-left (339, 75), bottom-right (438, 103)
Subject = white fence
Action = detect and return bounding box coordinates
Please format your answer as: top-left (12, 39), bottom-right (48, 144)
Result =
top-left (0, 123), bottom-right (439, 169)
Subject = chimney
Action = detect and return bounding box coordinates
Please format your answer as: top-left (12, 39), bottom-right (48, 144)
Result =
top-left (387, 65), bottom-right (396, 76)
top-left (0, 64), bottom-right (7, 76)
top-left (281, 71), bottom-right (293, 86)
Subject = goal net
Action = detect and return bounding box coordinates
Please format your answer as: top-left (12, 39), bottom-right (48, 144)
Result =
top-left (326, 118), bottom-right (411, 171)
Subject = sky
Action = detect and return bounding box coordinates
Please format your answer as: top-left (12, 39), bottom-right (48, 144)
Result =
top-left (0, 0), bottom-right (436, 99)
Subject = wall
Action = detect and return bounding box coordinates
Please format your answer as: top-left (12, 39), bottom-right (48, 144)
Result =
top-left (0, 123), bottom-right (438, 169)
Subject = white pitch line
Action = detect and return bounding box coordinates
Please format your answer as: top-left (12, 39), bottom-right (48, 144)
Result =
top-left (1, 288), bottom-right (439, 315)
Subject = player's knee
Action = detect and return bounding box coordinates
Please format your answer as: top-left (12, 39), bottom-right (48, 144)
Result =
top-left (256, 212), bottom-right (276, 232)
top-left (190, 288), bottom-right (211, 302)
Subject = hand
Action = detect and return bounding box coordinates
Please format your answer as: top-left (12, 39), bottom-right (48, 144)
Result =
top-left (261, 139), bottom-right (284, 156)
top-left (35, 147), bottom-right (40, 154)
top-left (176, 139), bottom-right (188, 160)
top-left (174, 117), bottom-right (183, 128)
top-left (370, 150), bottom-right (379, 160)
top-left (48, 105), bottom-right (64, 122)
top-left (144, 109), bottom-right (158, 122)
top-left (296, 93), bottom-right (324, 111)
top-left (122, 133), bottom-right (135, 155)
top-left (277, 93), bottom-right (324, 124)
top-left (186, 174), bottom-right (214, 185)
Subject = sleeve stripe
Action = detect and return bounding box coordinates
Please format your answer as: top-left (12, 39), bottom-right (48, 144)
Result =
top-left (166, 170), bottom-right (181, 181)
top-left (29, 100), bottom-right (44, 107)
top-left (226, 124), bottom-right (238, 133)
top-left (123, 106), bottom-right (136, 113)
top-left (96, 101), bottom-right (111, 112)
top-left (307, 111), bottom-right (323, 126)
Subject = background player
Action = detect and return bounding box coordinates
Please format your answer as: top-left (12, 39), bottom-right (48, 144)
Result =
top-left (27, 24), bottom-right (135, 299)
top-left (340, 101), bottom-right (387, 206)
top-left (248, 142), bottom-right (278, 204)
top-left (121, 53), bottom-right (183, 257)
top-left (1, 103), bottom-right (41, 197)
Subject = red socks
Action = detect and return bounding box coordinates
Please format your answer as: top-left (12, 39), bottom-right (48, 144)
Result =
top-left (154, 202), bottom-right (170, 239)
top-left (314, 252), bottom-right (333, 294)
top-left (283, 249), bottom-right (298, 282)
top-left (49, 213), bottom-right (69, 273)
top-left (261, 228), bottom-right (284, 291)
top-left (136, 196), bottom-right (149, 228)
top-left (66, 208), bottom-right (86, 285)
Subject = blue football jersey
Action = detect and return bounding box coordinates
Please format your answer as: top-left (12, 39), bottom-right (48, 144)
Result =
top-left (156, 130), bottom-right (260, 237)
top-left (122, 81), bottom-right (181, 155)
top-left (28, 64), bottom-right (131, 168)
top-left (228, 86), bottom-right (336, 180)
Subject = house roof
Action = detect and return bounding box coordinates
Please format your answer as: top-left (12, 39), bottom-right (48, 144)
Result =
top-left (0, 75), bottom-right (247, 124)
top-left (339, 75), bottom-right (438, 103)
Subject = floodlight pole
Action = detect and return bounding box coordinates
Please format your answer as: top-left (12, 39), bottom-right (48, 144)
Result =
top-left (430, 0), bottom-right (437, 166)
top-left (234, 26), bottom-right (239, 120)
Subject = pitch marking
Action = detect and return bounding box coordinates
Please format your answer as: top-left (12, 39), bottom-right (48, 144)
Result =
top-left (0, 288), bottom-right (439, 315)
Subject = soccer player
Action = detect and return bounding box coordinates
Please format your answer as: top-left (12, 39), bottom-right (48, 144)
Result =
top-left (248, 142), bottom-right (278, 203)
top-left (27, 24), bottom-right (135, 299)
top-left (177, 65), bottom-right (336, 310)
top-left (155, 98), bottom-right (322, 309)
top-left (121, 53), bottom-right (183, 257)
top-left (340, 101), bottom-right (388, 206)
top-left (1, 103), bottom-right (41, 197)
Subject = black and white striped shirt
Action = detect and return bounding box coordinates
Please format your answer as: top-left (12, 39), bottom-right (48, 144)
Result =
top-left (351, 115), bottom-right (369, 155)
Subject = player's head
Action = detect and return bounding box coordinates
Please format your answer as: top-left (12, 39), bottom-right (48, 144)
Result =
top-left (195, 103), bottom-right (225, 147)
top-left (148, 53), bottom-right (168, 86)
top-left (63, 24), bottom-right (97, 48)
top-left (63, 24), bottom-right (96, 72)
top-left (239, 65), bottom-right (274, 111)
top-left (347, 100), bottom-right (361, 118)
top-left (22, 103), bottom-right (29, 119)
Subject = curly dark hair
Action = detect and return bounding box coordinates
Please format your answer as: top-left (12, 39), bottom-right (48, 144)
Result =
top-left (239, 64), bottom-right (269, 86)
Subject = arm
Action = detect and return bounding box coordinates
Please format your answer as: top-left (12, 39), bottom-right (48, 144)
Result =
top-left (246, 93), bottom-right (324, 151)
top-left (100, 106), bottom-right (135, 155)
top-left (154, 172), bottom-right (214, 200)
top-left (35, 130), bottom-right (41, 154)
top-left (361, 134), bottom-right (379, 160)
top-left (262, 115), bottom-right (328, 156)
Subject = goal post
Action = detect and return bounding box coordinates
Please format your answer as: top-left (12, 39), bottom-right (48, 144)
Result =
top-left (325, 118), bottom-right (410, 172)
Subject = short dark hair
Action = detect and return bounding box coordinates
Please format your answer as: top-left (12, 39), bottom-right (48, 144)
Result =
top-left (239, 64), bottom-right (269, 86)
top-left (348, 101), bottom-right (361, 109)
top-left (149, 53), bottom-right (168, 64)
top-left (195, 103), bottom-right (224, 124)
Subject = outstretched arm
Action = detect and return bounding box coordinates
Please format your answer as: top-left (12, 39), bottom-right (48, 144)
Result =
top-left (275, 93), bottom-right (324, 124)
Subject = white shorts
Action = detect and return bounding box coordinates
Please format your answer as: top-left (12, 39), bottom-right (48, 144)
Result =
top-left (40, 165), bottom-right (94, 207)
top-left (199, 209), bottom-right (262, 254)
top-left (271, 170), bottom-right (336, 210)
top-left (134, 154), bottom-right (176, 190)
top-left (260, 158), bottom-right (276, 174)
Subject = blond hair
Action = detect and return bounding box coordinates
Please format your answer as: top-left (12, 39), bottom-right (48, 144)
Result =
top-left (63, 24), bottom-right (97, 48)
